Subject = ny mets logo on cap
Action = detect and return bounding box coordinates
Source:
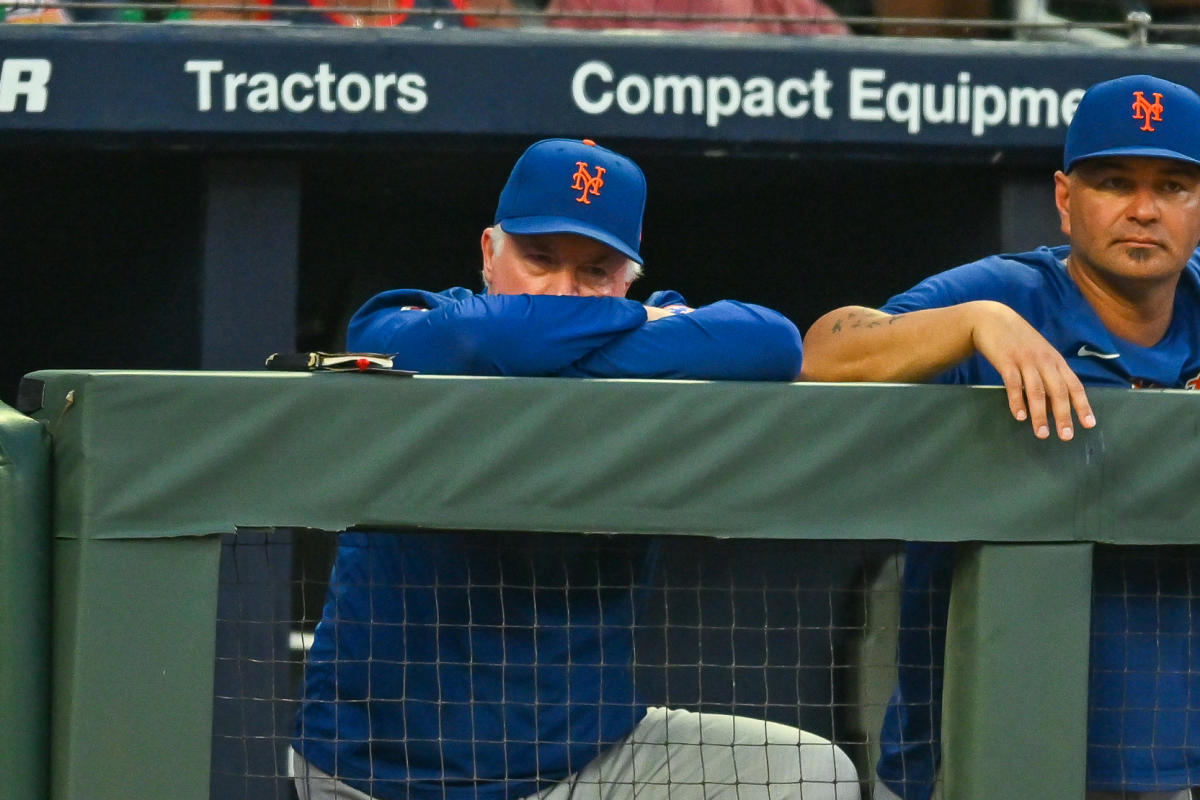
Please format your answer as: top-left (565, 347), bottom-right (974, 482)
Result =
top-left (1063, 75), bottom-right (1200, 173)
top-left (494, 138), bottom-right (647, 264)
top-left (572, 162), bottom-right (606, 204)
top-left (1132, 90), bottom-right (1164, 132)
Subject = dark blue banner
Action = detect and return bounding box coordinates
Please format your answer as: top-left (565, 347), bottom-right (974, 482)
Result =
top-left (1, 24), bottom-right (1198, 151)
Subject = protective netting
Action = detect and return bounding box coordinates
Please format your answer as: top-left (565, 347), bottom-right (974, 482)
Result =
top-left (210, 532), bottom-right (1200, 799)
top-left (1085, 545), bottom-right (1200, 794)
top-left (209, 529), bottom-right (901, 800)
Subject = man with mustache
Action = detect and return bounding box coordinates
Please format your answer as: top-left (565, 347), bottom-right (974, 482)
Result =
top-left (802, 74), bottom-right (1200, 799)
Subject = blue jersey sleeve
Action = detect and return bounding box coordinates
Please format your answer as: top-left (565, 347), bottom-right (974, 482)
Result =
top-left (347, 289), bottom-right (649, 376)
top-left (559, 299), bottom-right (804, 381)
top-left (881, 249), bottom-right (1069, 314)
top-left (878, 250), bottom-right (1068, 386)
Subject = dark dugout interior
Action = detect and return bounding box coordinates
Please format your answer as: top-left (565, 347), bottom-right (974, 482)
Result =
top-left (294, 141), bottom-right (1044, 353)
top-left (0, 139), bottom-right (1062, 408)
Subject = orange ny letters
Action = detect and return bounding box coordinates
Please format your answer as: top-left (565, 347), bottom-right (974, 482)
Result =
top-left (572, 162), bottom-right (606, 204)
top-left (1132, 90), bottom-right (1165, 132)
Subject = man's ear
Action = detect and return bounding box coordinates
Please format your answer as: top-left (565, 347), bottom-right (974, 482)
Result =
top-left (1053, 170), bottom-right (1072, 240)
top-left (480, 227), bottom-right (496, 285)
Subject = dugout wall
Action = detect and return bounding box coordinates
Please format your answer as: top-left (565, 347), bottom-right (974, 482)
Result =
top-left (17, 369), bottom-right (1200, 799)
top-left (0, 401), bottom-right (50, 800)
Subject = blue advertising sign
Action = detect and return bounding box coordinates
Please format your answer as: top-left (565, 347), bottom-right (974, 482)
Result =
top-left (0, 24), bottom-right (1197, 154)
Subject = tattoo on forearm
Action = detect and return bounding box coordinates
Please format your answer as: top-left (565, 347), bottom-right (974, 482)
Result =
top-left (830, 310), bottom-right (900, 334)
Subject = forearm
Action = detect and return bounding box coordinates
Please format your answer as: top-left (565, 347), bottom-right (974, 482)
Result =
top-left (562, 301), bottom-right (803, 381)
top-left (799, 303), bottom-right (992, 382)
top-left (348, 293), bottom-right (648, 376)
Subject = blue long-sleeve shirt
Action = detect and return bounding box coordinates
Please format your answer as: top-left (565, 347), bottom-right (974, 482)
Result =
top-left (346, 288), bottom-right (804, 381)
top-left (295, 287), bottom-right (803, 800)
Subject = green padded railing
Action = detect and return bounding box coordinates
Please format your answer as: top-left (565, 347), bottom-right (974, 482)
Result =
top-left (0, 401), bottom-right (51, 800)
top-left (21, 369), bottom-right (1200, 800)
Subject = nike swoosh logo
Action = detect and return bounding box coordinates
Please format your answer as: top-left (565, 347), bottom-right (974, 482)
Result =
top-left (1077, 345), bottom-right (1121, 360)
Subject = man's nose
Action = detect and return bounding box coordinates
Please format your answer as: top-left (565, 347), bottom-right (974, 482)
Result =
top-left (545, 270), bottom-right (582, 296)
top-left (1127, 186), bottom-right (1161, 222)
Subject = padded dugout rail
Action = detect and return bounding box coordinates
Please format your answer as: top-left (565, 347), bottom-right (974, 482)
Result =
top-left (24, 370), bottom-right (1200, 799)
top-left (0, 401), bottom-right (51, 800)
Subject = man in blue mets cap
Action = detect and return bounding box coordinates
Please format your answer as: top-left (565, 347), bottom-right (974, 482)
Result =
top-left (289, 139), bottom-right (860, 800)
top-left (491, 137), bottom-right (646, 264)
top-left (803, 74), bottom-right (1200, 799)
top-left (1064, 74), bottom-right (1200, 172)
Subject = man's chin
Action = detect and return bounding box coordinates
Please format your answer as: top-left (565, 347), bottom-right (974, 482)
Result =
top-left (1124, 246), bottom-right (1158, 261)
top-left (1100, 251), bottom-right (1187, 285)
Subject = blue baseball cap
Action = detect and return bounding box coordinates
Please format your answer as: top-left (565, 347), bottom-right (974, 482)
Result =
top-left (1064, 74), bottom-right (1200, 173)
top-left (494, 138), bottom-right (646, 265)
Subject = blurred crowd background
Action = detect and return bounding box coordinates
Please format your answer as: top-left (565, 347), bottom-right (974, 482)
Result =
top-left (4, 0), bottom-right (1197, 46)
